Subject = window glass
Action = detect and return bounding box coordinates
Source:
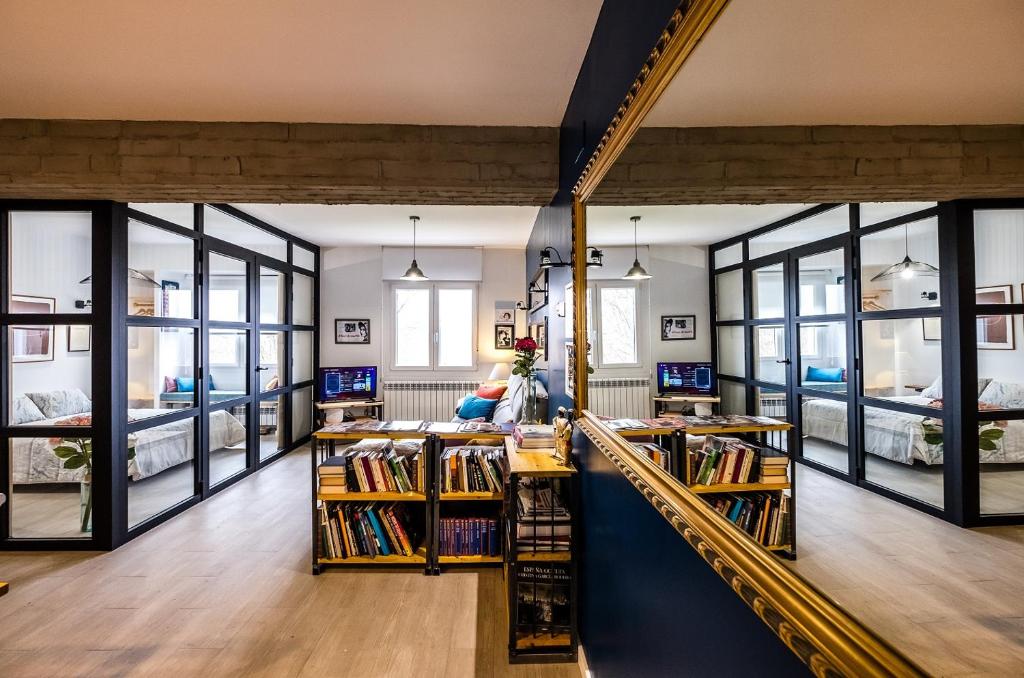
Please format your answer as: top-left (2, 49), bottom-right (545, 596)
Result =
top-left (260, 394), bottom-right (286, 460)
top-left (716, 326), bottom-right (745, 378)
top-left (752, 265), bottom-right (784, 319)
top-left (715, 270), bottom-right (744, 321)
top-left (859, 202), bottom-right (936, 227)
top-left (128, 220), bottom-right (194, 319)
top-left (209, 253), bottom-right (247, 322)
top-left (798, 322), bottom-right (847, 393)
top-left (128, 327), bottom-right (195, 418)
top-left (210, 406), bottom-right (248, 486)
top-left (861, 318), bottom-right (941, 401)
top-left (293, 272), bottom-right (314, 326)
top-left (259, 268), bottom-right (285, 324)
top-left (258, 331), bottom-right (285, 392)
top-left (754, 324), bottom-right (786, 385)
top-left (715, 243), bottom-right (742, 269)
top-left (599, 286), bottom-right (638, 366)
top-left (977, 314), bottom-right (1024, 413)
top-left (860, 217), bottom-right (940, 312)
top-left (294, 246), bottom-right (316, 271)
top-left (394, 288), bottom-right (430, 367)
top-left (755, 386), bottom-right (789, 451)
top-left (748, 206), bottom-right (848, 259)
top-left (9, 324), bottom-right (92, 426)
top-left (800, 395), bottom-right (847, 472)
top-left (204, 206), bottom-right (287, 261)
top-left (9, 435), bottom-right (93, 538)
top-left (437, 288), bottom-right (474, 367)
top-left (128, 421), bottom-right (197, 528)
top-left (129, 203), bottom-right (194, 229)
top-left (974, 209), bottom-right (1024, 289)
top-left (862, 404), bottom-right (943, 508)
top-left (292, 386), bottom-right (313, 441)
top-left (798, 249), bottom-right (845, 316)
top-left (209, 330), bottom-right (248, 396)
top-left (9, 211), bottom-right (92, 314)
top-left (292, 331), bottom-right (314, 383)
top-left (718, 380), bottom-right (746, 415)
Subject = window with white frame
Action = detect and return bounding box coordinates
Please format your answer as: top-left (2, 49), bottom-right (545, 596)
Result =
top-left (587, 282), bottom-right (640, 368)
top-left (391, 283), bottom-right (477, 369)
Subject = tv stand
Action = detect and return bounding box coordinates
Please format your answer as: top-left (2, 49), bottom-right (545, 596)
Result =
top-left (315, 399), bottom-right (384, 426)
top-left (652, 395), bottom-right (720, 417)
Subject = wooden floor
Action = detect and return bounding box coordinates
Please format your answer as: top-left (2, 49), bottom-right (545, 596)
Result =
top-left (791, 463), bottom-right (1024, 677)
top-left (0, 450), bottom-right (579, 678)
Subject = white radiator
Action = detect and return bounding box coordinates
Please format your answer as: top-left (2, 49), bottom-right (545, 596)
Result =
top-left (758, 393), bottom-right (787, 419)
top-left (588, 378), bottom-right (651, 419)
top-left (382, 380), bottom-right (480, 421)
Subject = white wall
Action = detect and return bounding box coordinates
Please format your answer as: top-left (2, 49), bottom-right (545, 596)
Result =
top-left (975, 209), bottom-right (1024, 385)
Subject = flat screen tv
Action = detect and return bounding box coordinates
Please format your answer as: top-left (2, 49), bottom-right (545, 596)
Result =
top-left (318, 366), bottom-right (377, 402)
top-left (657, 362), bottom-right (715, 396)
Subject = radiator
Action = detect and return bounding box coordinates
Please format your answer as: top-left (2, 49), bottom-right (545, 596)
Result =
top-left (382, 380), bottom-right (480, 421)
top-left (758, 393), bottom-right (788, 419)
top-left (588, 378), bottom-right (651, 419)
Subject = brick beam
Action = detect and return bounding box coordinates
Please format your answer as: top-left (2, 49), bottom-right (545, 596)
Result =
top-left (592, 125), bottom-right (1024, 204)
top-left (0, 119), bottom-right (559, 205)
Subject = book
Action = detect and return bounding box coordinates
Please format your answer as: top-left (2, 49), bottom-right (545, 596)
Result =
top-left (703, 492), bottom-right (791, 548)
top-left (516, 564), bottom-right (571, 627)
top-left (632, 442), bottom-right (670, 472)
top-left (459, 421), bottom-right (504, 434)
top-left (513, 424), bottom-right (555, 449)
top-left (440, 446), bottom-right (506, 494)
top-left (425, 421), bottom-right (462, 434)
top-left (319, 501), bottom-right (421, 559)
top-left (321, 439), bottom-right (425, 494)
top-left (690, 436), bottom-right (781, 486)
top-left (438, 516), bottom-right (499, 557)
top-left (605, 418), bottom-right (648, 431)
top-left (381, 420), bottom-right (424, 432)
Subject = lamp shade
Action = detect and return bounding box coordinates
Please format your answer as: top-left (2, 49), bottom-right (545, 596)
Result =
top-left (622, 259), bottom-right (652, 280)
top-left (488, 362), bottom-right (511, 381)
top-left (400, 260), bottom-right (428, 281)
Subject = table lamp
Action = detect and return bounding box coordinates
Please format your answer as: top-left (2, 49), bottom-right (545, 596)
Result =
top-left (488, 362), bottom-right (511, 382)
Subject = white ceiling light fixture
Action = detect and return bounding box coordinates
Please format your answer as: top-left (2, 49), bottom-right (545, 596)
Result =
top-left (622, 216), bottom-right (651, 280)
top-left (400, 215), bottom-right (429, 281)
top-left (869, 223), bottom-right (939, 281)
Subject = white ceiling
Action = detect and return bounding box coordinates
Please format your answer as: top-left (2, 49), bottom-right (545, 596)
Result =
top-left (231, 204), bottom-right (540, 248)
top-left (0, 0), bottom-right (602, 125)
top-left (646, 0), bottom-right (1024, 126)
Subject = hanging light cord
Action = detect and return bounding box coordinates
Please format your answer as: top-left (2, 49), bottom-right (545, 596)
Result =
top-left (632, 216), bottom-right (640, 259)
top-left (411, 216), bottom-right (419, 260)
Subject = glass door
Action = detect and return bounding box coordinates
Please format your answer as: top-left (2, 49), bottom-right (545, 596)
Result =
top-left (256, 259), bottom-right (289, 461)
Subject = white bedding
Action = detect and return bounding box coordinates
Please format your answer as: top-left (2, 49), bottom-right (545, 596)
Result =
top-left (802, 396), bottom-right (1024, 465)
top-left (11, 409), bottom-right (247, 484)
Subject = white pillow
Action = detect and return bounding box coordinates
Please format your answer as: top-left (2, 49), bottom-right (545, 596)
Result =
top-left (26, 388), bottom-right (92, 419)
top-left (920, 377), bottom-right (992, 400)
top-left (980, 381), bottom-right (1024, 410)
top-left (12, 396), bottom-right (46, 425)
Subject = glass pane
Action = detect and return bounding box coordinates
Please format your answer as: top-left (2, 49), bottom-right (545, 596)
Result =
top-left (719, 380), bottom-right (746, 415)
top-left (209, 253), bottom-right (247, 322)
top-left (9, 211), bottom-right (92, 314)
top-left (438, 288), bottom-right (474, 367)
top-left (861, 318), bottom-right (941, 401)
top-left (10, 324), bottom-right (92, 426)
top-left (259, 267), bottom-right (285, 324)
top-left (860, 217), bottom-right (940, 312)
top-left (715, 243), bottom-right (742, 269)
top-left (293, 272), bottom-right (314, 325)
top-left (717, 326), bottom-right (745, 378)
top-left (748, 206), bottom-right (848, 259)
top-left (259, 394), bottom-right (286, 461)
top-left (294, 246), bottom-right (316, 270)
top-left (756, 386), bottom-right (789, 452)
top-left (209, 330), bottom-right (248, 397)
top-left (860, 202), bottom-right (936, 227)
top-left (9, 435), bottom-right (92, 538)
top-left (977, 314), bottom-right (1024, 412)
top-left (753, 264), bottom-right (784, 319)
top-left (798, 249), bottom-right (845, 315)
top-left (211, 406), bottom-right (248, 486)
top-left (292, 386), bottom-right (313, 441)
top-left (394, 288), bottom-right (430, 367)
top-left (715, 270), bottom-right (744, 321)
top-left (258, 331), bottom-right (284, 392)
top-left (204, 206), bottom-right (287, 261)
top-left (129, 203), bottom-right (194, 229)
top-left (974, 209), bottom-right (1024, 290)
top-left (800, 395), bottom-right (847, 471)
top-left (128, 220), bottom-right (194, 319)
top-left (128, 420), bottom-right (197, 528)
top-left (128, 327), bottom-right (196, 418)
top-left (754, 324), bottom-right (786, 385)
top-left (599, 287), bottom-right (638, 366)
top-left (863, 405), bottom-right (944, 508)
top-left (798, 322), bottom-right (847, 393)
top-left (981, 412), bottom-right (1024, 512)
top-left (292, 331), bottom-right (314, 383)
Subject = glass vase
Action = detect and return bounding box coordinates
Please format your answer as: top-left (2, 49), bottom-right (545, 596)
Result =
top-left (523, 374), bottom-right (541, 424)
top-left (80, 474), bottom-right (92, 533)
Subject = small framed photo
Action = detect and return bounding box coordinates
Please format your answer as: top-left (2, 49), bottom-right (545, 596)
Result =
top-left (976, 285), bottom-right (1014, 350)
top-left (335, 319), bottom-right (370, 344)
top-left (10, 295), bottom-right (55, 363)
top-left (495, 324), bottom-right (515, 350)
top-left (661, 314), bottom-right (696, 341)
top-left (68, 326), bottom-right (92, 352)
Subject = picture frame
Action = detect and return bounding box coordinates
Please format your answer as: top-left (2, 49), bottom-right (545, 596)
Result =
top-left (921, 317), bottom-right (941, 342)
top-left (10, 295), bottom-right (55, 363)
top-left (661, 314), bottom-right (696, 341)
top-left (565, 342), bottom-right (577, 399)
top-left (130, 297), bottom-right (156, 317)
top-left (67, 326), bottom-right (92, 353)
top-left (494, 324), bottom-right (515, 350)
top-left (494, 300), bottom-right (515, 324)
top-left (976, 285), bottom-right (1014, 351)
top-left (335, 319), bottom-right (370, 344)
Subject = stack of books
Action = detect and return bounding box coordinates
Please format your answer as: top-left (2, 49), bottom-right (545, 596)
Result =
top-left (705, 492), bottom-right (791, 548)
top-left (758, 448), bottom-right (789, 484)
top-left (317, 438), bottom-right (424, 494)
top-left (515, 564), bottom-right (571, 627)
top-left (513, 424), bottom-right (555, 449)
top-left (440, 447), bottom-right (505, 494)
top-left (632, 442), bottom-right (670, 472)
top-left (438, 517), bottom-right (500, 557)
top-left (516, 479), bottom-right (570, 552)
top-left (690, 435), bottom-right (781, 486)
top-left (319, 502), bottom-right (421, 558)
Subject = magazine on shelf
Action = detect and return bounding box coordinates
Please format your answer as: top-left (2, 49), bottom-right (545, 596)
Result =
top-left (425, 421), bottom-right (462, 434)
top-left (381, 420), bottom-right (425, 432)
top-left (458, 421), bottom-right (504, 434)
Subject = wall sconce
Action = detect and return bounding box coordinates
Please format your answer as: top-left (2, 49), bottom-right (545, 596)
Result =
top-left (920, 291), bottom-right (938, 301)
top-left (539, 247), bottom-right (570, 269)
top-left (586, 247), bottom-right (604, 268)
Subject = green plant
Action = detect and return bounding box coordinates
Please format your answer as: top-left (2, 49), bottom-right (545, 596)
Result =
top-left (922, 420), bottom-right (1005, 451)
top-left (52, 434), bottom-right (136, 533)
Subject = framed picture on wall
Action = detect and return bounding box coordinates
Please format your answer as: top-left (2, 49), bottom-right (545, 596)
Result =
top-left (67, 326), bottom-right (91, 352)
top-left (565, 342), bottom-right (576, 399)
top-left (976, 285), bottom-right (1014, 350)
top-left (335, 319), bottom-right (370, 344)
top-left (921, 317), bottom-right (941, 342)
top-left (495, 324), bottom-right (515, 350)
top-left (10, 295), bottom-right (55, 363)
top-left (661, 314), bottom-right (696, 341)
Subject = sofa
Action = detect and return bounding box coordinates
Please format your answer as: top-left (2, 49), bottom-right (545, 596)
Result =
top-left (453, 373), bottom-right (548, 424)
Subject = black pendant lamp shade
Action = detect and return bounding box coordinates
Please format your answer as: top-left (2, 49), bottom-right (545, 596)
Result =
top-left (621, 216), bottom-right (651, 280)
top-left (400, 215), bottom-right (429, 281)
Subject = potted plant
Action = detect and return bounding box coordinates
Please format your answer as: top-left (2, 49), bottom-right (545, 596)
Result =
top-left (52, 418), bottom-right (136, 533)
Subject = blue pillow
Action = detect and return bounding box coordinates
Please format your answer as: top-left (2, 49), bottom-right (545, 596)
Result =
top-left (208, 374), bottom-right (217, 391)
top-left (457, 395), bottom-right (499, 420)
top-left (175, 377), bottom-right (195, 392)
top-left (806, 366), bottom-right (844, 383)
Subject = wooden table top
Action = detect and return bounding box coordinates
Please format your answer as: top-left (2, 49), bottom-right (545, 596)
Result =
top-left (0, 582), bottom-right (8, 597)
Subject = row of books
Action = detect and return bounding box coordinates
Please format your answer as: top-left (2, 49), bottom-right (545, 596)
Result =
top-left (441, 447), bottom-right (505, 494)
top-left (600, 414), bottom-right (784, 432)
top-left (318, 439), bottom-right (424, 494)
top-left (319, 501), bottom-right (421, 559)
top-left (705, 492), bottom-right (791, 548)
top-left (690, 435), bottom-right (788, 486)
top-left (321, 420), bottom-right (509, 434)
top-left (632, 442), bottom-right (671, 472)
top-left (516, 479), bottom-right (571, 552)
top-left (513, 424), bottom-right (555, 449)
top-left (438, 517), bottom-right (500, 557)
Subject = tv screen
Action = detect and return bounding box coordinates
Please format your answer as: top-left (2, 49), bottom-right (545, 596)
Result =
top-left (657, 362), bottom-right (715, 396)
top-left (318, 366), bottom-right (377, 402)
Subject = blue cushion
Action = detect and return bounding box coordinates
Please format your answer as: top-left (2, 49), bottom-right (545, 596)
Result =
top-left (806, 366), bottom-right (844, 383)
top-left (457, 395), bottom-right (499, 420)
top-left (207, 374), bottom-right (217, 390)
top-left (175, 377), bottom-right (195, 392)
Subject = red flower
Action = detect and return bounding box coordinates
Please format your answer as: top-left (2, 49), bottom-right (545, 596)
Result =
top-left (514, 337), bottom-right (537, 353)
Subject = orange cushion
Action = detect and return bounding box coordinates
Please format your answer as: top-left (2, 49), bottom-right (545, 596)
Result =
top-left (475, 384), bottom-right (508, 400)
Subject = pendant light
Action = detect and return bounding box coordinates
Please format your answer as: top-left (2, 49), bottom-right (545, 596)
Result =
top-left (400, 215), bottom-right (428, 281)
top-left (621, 216), bottom-right (651, 280)
top-left (869, 222), bottom-right (938, 281)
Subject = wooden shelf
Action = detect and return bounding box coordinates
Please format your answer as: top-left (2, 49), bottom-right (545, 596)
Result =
top-left (516, 551), bottom-right (571, 562)
top-left (440, 491), bottom-right (503, 501)
top-left (515, 633), bottom-right (571, 649)
top-left (318, 545), bottom-right (428, 565)
top-left (438, 554), bottom-right (503, 564)
top-left (317, 490), bottom-right (427, 501)
top-left (0, 582), bottom-right (7, 598)
top-left (766, 544), bottom-right (793, 552)
top-left (688, 482), bottom-right (790, 494)
top-left (504, 437), bottom-right (575, 477)
top-left (314, 430), bottom-right (428, 440)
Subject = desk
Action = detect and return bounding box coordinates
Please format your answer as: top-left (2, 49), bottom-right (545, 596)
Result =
top-left (652, 395), bottom-right (720, 417)
top-left (315, 400), bottom-right (384, 426)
